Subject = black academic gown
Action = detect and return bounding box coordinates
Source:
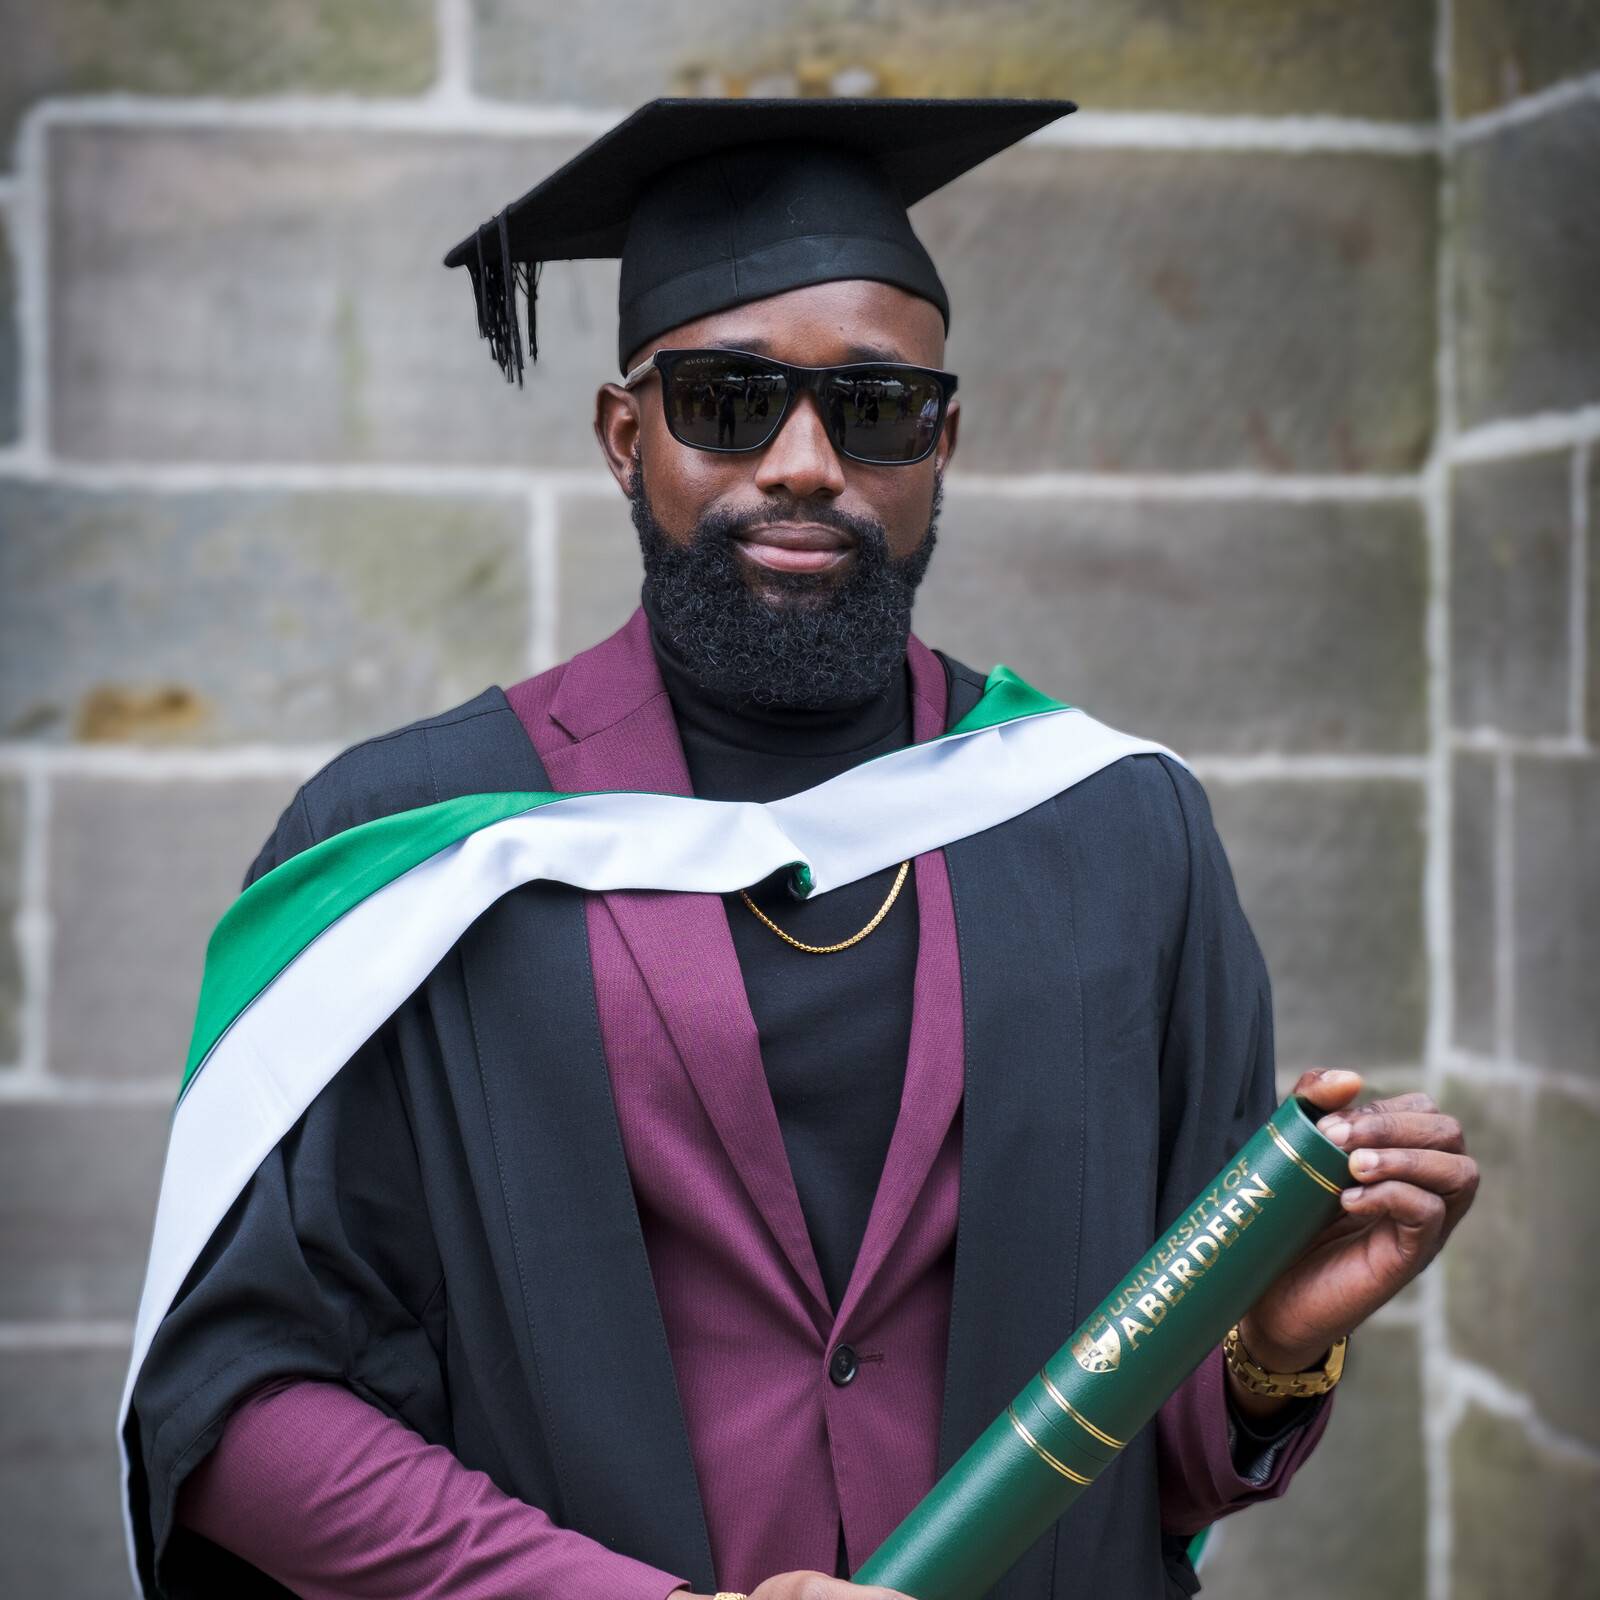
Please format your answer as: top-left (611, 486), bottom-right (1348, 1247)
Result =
top-left (127, 649), bottom-right (1279, 1600)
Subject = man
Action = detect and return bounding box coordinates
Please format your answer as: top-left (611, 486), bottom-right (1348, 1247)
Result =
top-left (121, 98), bottom-right (1478, 1599)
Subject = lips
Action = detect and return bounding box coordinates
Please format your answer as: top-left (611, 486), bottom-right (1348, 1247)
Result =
top-left (732, 522), bottom-right (856, 575)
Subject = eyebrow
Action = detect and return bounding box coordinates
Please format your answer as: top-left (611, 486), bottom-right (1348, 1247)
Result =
top-left (706, 335), bottom-right (911, 365)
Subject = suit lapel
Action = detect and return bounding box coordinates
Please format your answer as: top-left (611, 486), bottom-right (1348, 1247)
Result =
top-left (542, 612), bottom-right (834, 1330)
top-left (828, 639), bottom-right (965, 1334)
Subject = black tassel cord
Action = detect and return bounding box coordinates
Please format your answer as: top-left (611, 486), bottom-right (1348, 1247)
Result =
top-left (465, 216), bottom-right (543, 386)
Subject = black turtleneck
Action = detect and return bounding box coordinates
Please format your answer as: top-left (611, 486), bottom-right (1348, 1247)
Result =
top-left (647, 606), bottom-right (922, 1323)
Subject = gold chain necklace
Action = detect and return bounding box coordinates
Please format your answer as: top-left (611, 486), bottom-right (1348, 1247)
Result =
top-left (739, 860), bottom-right (911, 954)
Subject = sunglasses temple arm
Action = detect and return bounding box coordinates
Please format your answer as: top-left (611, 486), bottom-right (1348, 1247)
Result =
top-left (621, 351), bottom-right (663, 388)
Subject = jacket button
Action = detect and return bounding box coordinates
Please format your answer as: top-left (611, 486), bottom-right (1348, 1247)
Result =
top-left (829, 1344), bottom-right (859, 1387)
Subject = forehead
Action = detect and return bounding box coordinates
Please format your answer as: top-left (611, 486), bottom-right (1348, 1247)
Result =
top-left (647, 278), bottom-right (947, 367)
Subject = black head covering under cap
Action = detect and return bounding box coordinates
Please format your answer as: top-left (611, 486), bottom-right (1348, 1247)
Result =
top-left (442, 96), bottom-right (1076, 385)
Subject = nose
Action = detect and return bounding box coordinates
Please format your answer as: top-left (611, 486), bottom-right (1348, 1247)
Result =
top-left (753, 388), bottom-right (847, 500)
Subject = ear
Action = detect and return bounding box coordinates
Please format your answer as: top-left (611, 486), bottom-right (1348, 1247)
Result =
top-left (594, 382), bottom-right (642, 494)
top-left (936, 395), bottom-right (960, 472)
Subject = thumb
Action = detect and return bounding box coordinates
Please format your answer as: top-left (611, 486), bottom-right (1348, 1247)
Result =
top-left (1291, 1067), bottom-right (1363, 1114)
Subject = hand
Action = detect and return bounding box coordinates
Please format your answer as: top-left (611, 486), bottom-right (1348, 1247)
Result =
top-left (1235, 1068), bottom-right (1479, 1372)
top-left (678, 1576), bottom-right (914, 1600)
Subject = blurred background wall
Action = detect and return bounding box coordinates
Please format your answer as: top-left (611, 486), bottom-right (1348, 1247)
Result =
top-left (0, 2), bottom-right (1596, 1595)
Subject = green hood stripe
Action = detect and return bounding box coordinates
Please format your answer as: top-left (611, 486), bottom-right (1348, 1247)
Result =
top-left (181, 788), bottom-right (568, 1094)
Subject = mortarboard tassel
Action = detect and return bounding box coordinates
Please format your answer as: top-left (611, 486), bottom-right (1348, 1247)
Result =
top-left (467, 219), bottom-right (520, 385)
top-left (497, 210), bottom-right (524, 388)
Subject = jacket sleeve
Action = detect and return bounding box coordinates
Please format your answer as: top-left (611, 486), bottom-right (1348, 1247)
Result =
top-left (176, 1378), bottom-right (690, 1600)
top-left (1145, 758), bottom-right (1339, 1538)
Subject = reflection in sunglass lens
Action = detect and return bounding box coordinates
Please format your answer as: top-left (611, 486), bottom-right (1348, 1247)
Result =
top-left (663, 354), bottom-right (788, 451)
top-left (822, 368), bottom-right (945, 463)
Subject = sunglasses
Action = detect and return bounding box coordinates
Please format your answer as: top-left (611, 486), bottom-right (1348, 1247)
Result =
top-left (622, 346), bottom-right (958, 465)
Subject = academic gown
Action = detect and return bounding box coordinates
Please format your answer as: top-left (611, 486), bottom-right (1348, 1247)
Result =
top-left (126, 608), bottom-right (1327, 1600)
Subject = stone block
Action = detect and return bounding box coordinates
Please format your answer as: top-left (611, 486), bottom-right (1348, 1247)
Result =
top-left (0, 207), bottom-right (17, 446)
top-left (1450, 452), bottom-right (1574, 737)
top-left (47, 775), bottom-right (297, 1082)
top-left (1450, 1403), bottom-right (1600, 1598)
top-left (1444, 1078), bottom-right (1600, 1449)
top-left (0, 776), bottom-right (22, 1066)
top-left (912, 146), bottom-right (1437, 473)
top-left (1451, 753), bottom-right (1496, 1057)
top-left (1206, 779), bottom-right (1427, 1070)
top-left (47, 125), bottom-right (618, 466)
top-left (472, 0), bottom-right (1436, 119)
top-left (1455, 101), bottom-right (1600, 428)
top-left (0, 0), bottom-right (435, 155)
top-left (0, 1344), bottom-right (133, 1597)
top-left (1197, 1322), bottom-right (1424, 1599)
top-left (912, 493), bottom-right (1426, 755)
top-left (1452, 0), bottom-right (1600, 117)
top-left (0, 482), bottom-right (530, 744)
top-left (0, 1101), bottom-right (169, 1318)
top-left (1509, 755), bottom-right (1599, 1079)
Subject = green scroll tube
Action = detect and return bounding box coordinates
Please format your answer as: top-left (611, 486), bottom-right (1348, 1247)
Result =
top-left (852, 1093), bottom-right (1350, 1600)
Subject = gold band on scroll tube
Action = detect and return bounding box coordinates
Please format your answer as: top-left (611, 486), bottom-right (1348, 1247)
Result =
top-left (1006, 1403), bottom-right (1094, 1486)
top-left (1037, 1367), bottom-right (1124, 1450)
top-left (1267, 1122), bottom-right (1344, 1197)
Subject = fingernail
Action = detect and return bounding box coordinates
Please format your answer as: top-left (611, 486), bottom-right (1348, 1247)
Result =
top-left (1351, 1150), bottom-right (1379, 1173)
top-left (1341, 1186), bottom-right (1364, 1204)
top-left (1324, 1070), bottom-right (1361, 1085)
top-left (1321, 1119), bottom-right (1351, 1145)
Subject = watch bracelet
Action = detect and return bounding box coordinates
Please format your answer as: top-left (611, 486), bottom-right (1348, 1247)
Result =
top-left (1223, 1321), bottom-right (1348, 1397)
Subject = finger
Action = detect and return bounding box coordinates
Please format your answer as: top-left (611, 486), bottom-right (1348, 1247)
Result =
top-left (1340, 1178), bottom-right (1450, 1272)
top-left (1317, 1091), bottom-right (1435, 1135)
top-left (1345, 1146), bottom-right (1479, 1210)
top-left (1320, 1109), bottom-right (1465, 1152)
top-left (1339, 1177), bottom-right (1448, 1259)
top-left (1292, 1068), bottom-right (1364, 1111)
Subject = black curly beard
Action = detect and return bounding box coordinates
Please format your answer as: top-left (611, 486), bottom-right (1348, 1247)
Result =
top-left (626, 456), bottom-right (943, 710)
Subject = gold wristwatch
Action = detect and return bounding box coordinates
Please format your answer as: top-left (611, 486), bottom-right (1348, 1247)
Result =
top-left (1223, 1322), bottom-right (1348, 1397)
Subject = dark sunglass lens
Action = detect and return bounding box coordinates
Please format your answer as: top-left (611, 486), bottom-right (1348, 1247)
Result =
top-left (663, 353), bottom-right (787, 450)
top-left (824, 369), bottom-right (944, 462)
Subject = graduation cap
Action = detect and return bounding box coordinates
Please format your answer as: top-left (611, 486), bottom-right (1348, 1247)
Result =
top-left (442, 95), bottom-right (1076, 386)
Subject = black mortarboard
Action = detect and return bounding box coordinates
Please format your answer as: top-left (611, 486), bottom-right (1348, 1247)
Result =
top-left (442, 96), bottom-right (1076, 386)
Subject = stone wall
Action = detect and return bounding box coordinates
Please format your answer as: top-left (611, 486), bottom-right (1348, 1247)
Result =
top-left (0, 3), bottom-right (1594, 1595)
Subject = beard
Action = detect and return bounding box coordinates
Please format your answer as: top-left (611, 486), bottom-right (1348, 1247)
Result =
top-left (626, 458), bottom-right (943, 711)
